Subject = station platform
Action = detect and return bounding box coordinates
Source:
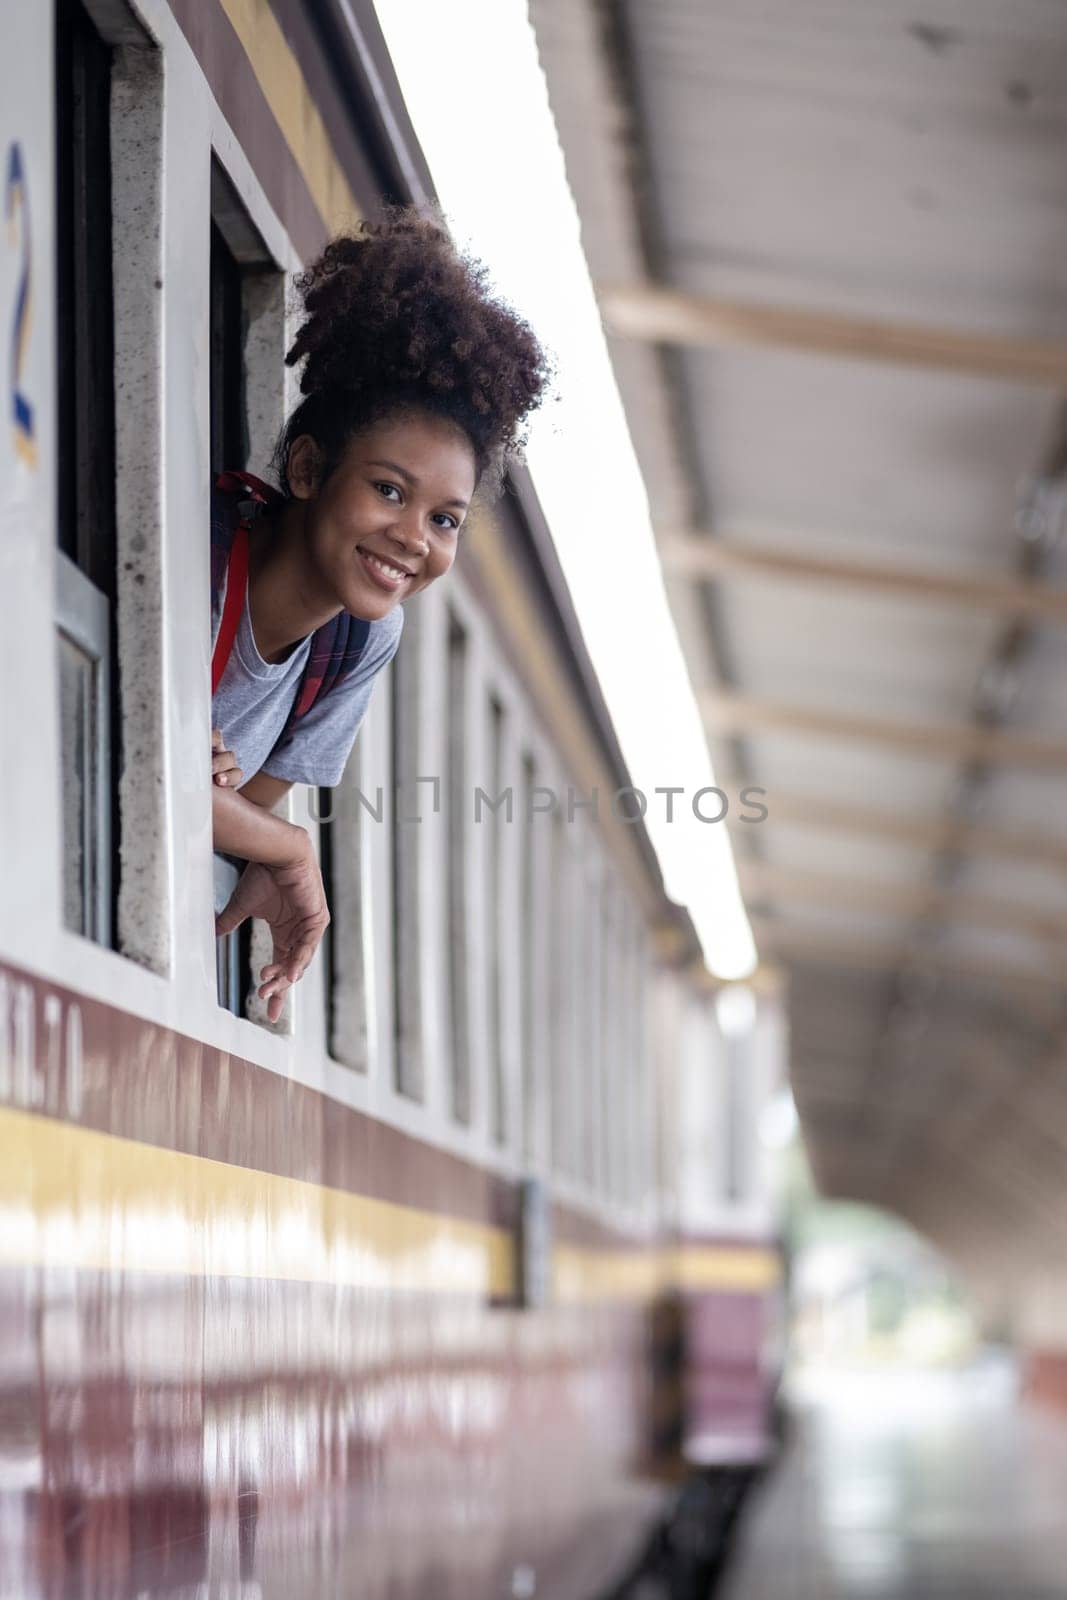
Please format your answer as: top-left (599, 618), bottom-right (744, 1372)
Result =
top-left (718, 1353), bottom-right (1067, 1599)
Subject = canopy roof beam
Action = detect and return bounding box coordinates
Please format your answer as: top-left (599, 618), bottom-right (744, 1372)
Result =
top-left (740, 859), bottom-right (1067, 948)
top-left (747, 915), bottom-right (1063, 1004)
top-left (599, 282), bottom-right (1067, 385)
top-left (662, 531), bottom-right (1067, 624)
top-left (703, 688), bottom-right (1067, 771)
top-left (731, 790), bottom-right (1067, 872)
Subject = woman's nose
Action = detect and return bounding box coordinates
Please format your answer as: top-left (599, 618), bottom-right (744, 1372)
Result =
top-left (389, 514), bottom-right (429, 557)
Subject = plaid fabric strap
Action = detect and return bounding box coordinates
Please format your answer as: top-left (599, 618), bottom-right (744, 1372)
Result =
top-left (210, 471), bottom-right (372, 730)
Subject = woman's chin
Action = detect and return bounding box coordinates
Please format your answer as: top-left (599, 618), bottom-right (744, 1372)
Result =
top-left (342, 582), bottom-right (402, 622)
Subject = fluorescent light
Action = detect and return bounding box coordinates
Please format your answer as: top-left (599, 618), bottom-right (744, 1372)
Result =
top-left (373, 0), bottom-right (756, 979)
top-left (715, 983), bottom-right (757, 1040)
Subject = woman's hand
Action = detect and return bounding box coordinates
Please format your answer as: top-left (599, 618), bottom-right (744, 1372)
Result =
top-left (212, 728), bottom-right (243, 789)
top-left (215, 834), bottom-right (330, 1023)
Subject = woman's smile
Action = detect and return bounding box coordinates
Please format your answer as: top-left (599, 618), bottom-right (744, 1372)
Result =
top-left (357, 545), bottom-right (414, 591)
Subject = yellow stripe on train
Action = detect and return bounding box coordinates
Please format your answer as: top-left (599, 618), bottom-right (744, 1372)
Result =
top-left (0, 1107), bottom-right (779, 1301)
top-left (554, 1243), bottom-right (781, 1303)
top-left (0, 1105), bottom-right (513, 1297)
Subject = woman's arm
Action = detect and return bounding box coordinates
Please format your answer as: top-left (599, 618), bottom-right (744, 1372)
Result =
top-left (212, 785), bottom-right (307, 866)
top-left (237, 772), bottom-right (293, 812)
top-left (212, 787), bottom-right (329, 1022)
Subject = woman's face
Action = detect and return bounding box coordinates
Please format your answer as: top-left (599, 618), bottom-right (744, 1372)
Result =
top-left (289, 411), bottom-right (477, 621)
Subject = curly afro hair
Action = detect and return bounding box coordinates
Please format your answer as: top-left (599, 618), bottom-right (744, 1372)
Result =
top-left (272, 209), bottom-right (551, 496)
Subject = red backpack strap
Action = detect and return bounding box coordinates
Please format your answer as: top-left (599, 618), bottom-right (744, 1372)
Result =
top-left (210, 472), bottom-right (279, 694)
top-left (215, 469), bottom-right (281, 507)
top-left (211, 470), bottom-right (373, 720)
top-left (211, 522), bottom-right (250, 694)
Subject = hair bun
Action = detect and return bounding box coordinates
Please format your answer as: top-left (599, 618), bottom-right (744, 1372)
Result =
top-left (283, 208), bottom-right (551, 473)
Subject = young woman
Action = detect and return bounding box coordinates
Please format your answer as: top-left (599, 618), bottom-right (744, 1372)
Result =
top-left (210, 212), bottom-right (550, 1022)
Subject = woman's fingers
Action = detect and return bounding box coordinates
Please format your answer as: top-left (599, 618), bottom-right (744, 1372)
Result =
top-left (215, 891), bottom-right (253, 938)
top-left (211, 739), bottom-right (242, 787)
top-left (284, 941), bottom-right (317, 985)
top-left (255, 936), bottom-right (317, 1014)
top-left (258, 967), bottom-right (293, 1023)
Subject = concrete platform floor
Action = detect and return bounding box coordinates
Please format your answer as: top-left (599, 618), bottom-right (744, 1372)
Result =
top-left (718, 1352), bottom-right (1067, 1599)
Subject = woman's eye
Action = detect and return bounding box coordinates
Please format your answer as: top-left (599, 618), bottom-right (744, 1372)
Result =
top-left (375, 482), bottom-right (402, 502)
top-left (432, 513), bottom-right (458, 531)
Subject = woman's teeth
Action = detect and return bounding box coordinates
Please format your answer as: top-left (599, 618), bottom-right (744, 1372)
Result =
top-left (363, 551), bottom-right (409, 581)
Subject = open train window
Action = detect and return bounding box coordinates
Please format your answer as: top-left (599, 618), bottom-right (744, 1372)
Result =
top-left (208, 160), bottom-right (279, 1016)
top-left (55, 0), bottom-right (118, 945)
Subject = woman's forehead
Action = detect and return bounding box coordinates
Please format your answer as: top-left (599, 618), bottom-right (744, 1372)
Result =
top-left (349, 412), bottom-right (477, 484)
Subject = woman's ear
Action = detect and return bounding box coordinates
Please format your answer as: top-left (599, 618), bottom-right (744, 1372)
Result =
top-left (287, 434), bottom-right (323, 500)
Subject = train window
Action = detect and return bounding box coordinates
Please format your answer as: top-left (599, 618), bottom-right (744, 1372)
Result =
top-left (620, 912), bottom-right (641, 1209)
top-left (596, 879), bottom-right (615, 1199)
top-left (321, 740), bottom-right (372, 1072)
top-left (209, 219), bottom-right (247, 476)
top-left (549, 805), bottom-right (575, 1178)
top-left (391, 609), bottom-right (425, 1099)
top-left (55, 0), bottom-right (117, 945)
top-left (445, 609), bottom-right (471, 1120)
top-left (486, 693), bottom-right (506, 1145)
top-left (602, 897), bottom-right (624, 1205)
top-left (208, 161), bottom-right (281, 1017)
top-left (573, 842), bottom-right (594, 1189)
top-left (631, 930), bottom-right (649, 1211)
top-left (582, 862), bottom-right (603, 1192)
top-left (209, 160), bottom-right (281, 471)
top-left (210, 204), bottom-right (248, 1013)
top-left (631, 936), bottom-right (650, 1215)
top-left (519, 752), bottom-right (542, 1165)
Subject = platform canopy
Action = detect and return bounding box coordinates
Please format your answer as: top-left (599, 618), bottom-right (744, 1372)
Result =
top-left (530, 0), bottom-right (1067, 1294)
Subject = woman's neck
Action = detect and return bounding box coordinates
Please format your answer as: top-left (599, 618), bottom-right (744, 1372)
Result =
top-left (246, 498), bottom-right (343, 663)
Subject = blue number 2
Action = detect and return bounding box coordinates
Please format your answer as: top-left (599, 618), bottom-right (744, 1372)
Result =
top-left (6, 142), bottom-right (35, 469)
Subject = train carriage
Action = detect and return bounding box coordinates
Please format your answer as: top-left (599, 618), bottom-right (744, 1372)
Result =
top-left (0, 2), bottom-right (783, 1595)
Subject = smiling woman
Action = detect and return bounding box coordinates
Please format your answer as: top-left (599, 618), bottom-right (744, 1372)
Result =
top-left (210, 209), bottom-right (551, 1022)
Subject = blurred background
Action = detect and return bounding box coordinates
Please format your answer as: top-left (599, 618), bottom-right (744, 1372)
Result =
top-left (381, 5), bottom-right (1067, 1587)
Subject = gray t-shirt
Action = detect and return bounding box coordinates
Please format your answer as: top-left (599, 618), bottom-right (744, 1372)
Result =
top-left (211, 580), bottom-right (403, 788)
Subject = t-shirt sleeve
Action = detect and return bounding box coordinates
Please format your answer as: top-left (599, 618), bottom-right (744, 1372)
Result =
top-left (261, 608), bottom-right (404, 788)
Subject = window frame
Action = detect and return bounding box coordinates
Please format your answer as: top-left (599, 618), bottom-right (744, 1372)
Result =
top-left (207, 157), bottom-right (285, 1021)
top-left (55, 549), bottom-right (113, 944)
top-left (54, 0), bottom-right (119, 949)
